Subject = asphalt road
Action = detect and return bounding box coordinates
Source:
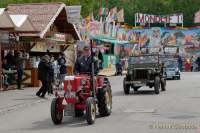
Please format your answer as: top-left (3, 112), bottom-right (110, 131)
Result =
top-left (0, 72), bottom-right (200, 133)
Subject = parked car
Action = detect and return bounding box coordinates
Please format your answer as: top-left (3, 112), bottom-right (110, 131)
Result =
top-left (165, 59), bottom-right (181, 80)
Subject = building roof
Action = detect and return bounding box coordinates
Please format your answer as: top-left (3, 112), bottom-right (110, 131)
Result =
top-left (0, 8), bottom-right (14, 29)
top-left (10, 15), bottom-right (28, 27)
top-left (10, 14), bottom-right (37, 32)
top-left (7, 3), bottom-right (65, 38)
top-left (0, 8), bottom-right (5, 15)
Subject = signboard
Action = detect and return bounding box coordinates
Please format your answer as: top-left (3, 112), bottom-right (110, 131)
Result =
top-left (66, 6), bottom-right (81, 24)
top-left (135, 13), bottom-right (183, 24)
top-left (54, 33), bottom-right (65, 42)
top-left (0, 31), bottom-right (9, 43)
top-left (31, 42), bottom-right (60, 52)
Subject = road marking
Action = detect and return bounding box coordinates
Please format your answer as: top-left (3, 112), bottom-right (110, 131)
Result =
top-left (0, 99), bottom-right (48, 116)
top-left (124, 108), bottom-right (156, 113)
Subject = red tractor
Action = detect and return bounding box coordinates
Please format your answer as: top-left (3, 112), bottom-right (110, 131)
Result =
top-left (51, 74), bottom-right (112, 125)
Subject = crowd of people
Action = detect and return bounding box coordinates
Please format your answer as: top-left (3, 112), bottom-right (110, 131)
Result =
top-left (177, 55), bottom-right (200, 72)
top-left (36, 46), bottom-right (104, 98)
top-left (2, 51), bottom-right (28, 90)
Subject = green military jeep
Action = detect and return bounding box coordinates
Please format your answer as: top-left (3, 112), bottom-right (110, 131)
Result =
top-left (123, 54), bottom-right (166, 95)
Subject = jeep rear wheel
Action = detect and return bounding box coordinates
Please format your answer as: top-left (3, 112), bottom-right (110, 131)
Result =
top-left (161, 78), bottom-right (166, 91)
top-left (97, 86), bottom-right (112, 117)
top-left (51, 98), bottom-right (63, 125)
top-left (123, 78), bottom-right (130, 94)
top-left (86, 97), bottom-right (96, 125)
top-left (154, 76), bottom-right (160, 94)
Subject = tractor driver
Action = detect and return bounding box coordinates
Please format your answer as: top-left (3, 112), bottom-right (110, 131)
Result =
top-left (74, 45), bottom-right (99, 75)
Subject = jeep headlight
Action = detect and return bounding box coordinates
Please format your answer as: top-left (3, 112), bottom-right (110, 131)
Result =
top-left (148, 70), bottom-right (152, 74)
top-left (175, 68), bottom-right (179, 72)
top-left (128, 70), bottom-right (133, 75)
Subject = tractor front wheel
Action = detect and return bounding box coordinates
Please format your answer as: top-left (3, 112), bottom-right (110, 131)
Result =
top-left (86, 97), bottom-right (96, 125)
top-left (51, 98), bottom-right (63, 125)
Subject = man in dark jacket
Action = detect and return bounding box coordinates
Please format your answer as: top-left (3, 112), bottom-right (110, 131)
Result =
top-left (5, 51), bottom-right (15, 69)
top-left (36, 55), bottom-right (53, 98)
top-left (74, 45), bottom-right (99, 75)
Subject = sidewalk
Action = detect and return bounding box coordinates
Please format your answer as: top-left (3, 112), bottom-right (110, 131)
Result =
top-left (99, 68), bottom-right (116, 76)
top-left (0, 87), bottom-right (48, 116)
top-left (99, 68), bottom-right (127, 76)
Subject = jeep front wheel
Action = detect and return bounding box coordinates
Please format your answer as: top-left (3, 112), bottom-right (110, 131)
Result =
top-left (161, 78), bottom-right (166, 91)
top-left (154, 76), bottom-right (160, 94)
top-left (123, 78), bottom-right (130, 94)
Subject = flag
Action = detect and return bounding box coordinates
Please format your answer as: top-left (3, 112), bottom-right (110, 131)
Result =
top-left (90, 12), bottom-right (95, 21)
top-left (99, 7), bottom-right (108, 16)
top-left (117, 9), bottom-right (124, 22)
top-left (110, 7), bottom-right (117, 21)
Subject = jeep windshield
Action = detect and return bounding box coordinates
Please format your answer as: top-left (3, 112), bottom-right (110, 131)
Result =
top-left (165, 60), bottom-right (178, 68)
top-left (128, 55), bottom-right (159, 64)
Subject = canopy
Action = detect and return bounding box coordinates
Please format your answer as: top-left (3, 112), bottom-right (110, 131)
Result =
top-left (91, 35), bottom-right (130, 45)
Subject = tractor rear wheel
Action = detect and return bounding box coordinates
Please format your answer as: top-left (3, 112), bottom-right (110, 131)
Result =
top-left (51, 98), bottom-right (63, 125)
top-left (97, 86), bottom-right (112, 117)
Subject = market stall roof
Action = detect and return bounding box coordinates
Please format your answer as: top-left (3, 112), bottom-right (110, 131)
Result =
top-left (7, 3), bottom-right (81, 40)
top-left (0, 8), bottom-right (14, 29)
top-left (92, 35), bottom-right (130, 45)
top-left (9, 15), bottom-right (36, 32)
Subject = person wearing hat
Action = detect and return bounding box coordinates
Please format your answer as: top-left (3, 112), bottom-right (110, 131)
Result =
top-left (74, 45), bottom-right (99, 75)
top-left (36, 55), bottom-right (53, 98)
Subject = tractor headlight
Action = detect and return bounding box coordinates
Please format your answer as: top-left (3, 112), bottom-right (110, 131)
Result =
top-left (80, 79), bottom-right (87, 86)
top-left (59, 82), bottom-right (64, 89)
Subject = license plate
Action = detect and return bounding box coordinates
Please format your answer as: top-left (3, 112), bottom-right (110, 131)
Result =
top-left (64, 104), bottom-right (75, 116)
top-left (133, 81), bottom-right (142, 84)
top-left (65, 92), bottom-right (76, 99)
top-left (53, 86), bottom-right (64, 95)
